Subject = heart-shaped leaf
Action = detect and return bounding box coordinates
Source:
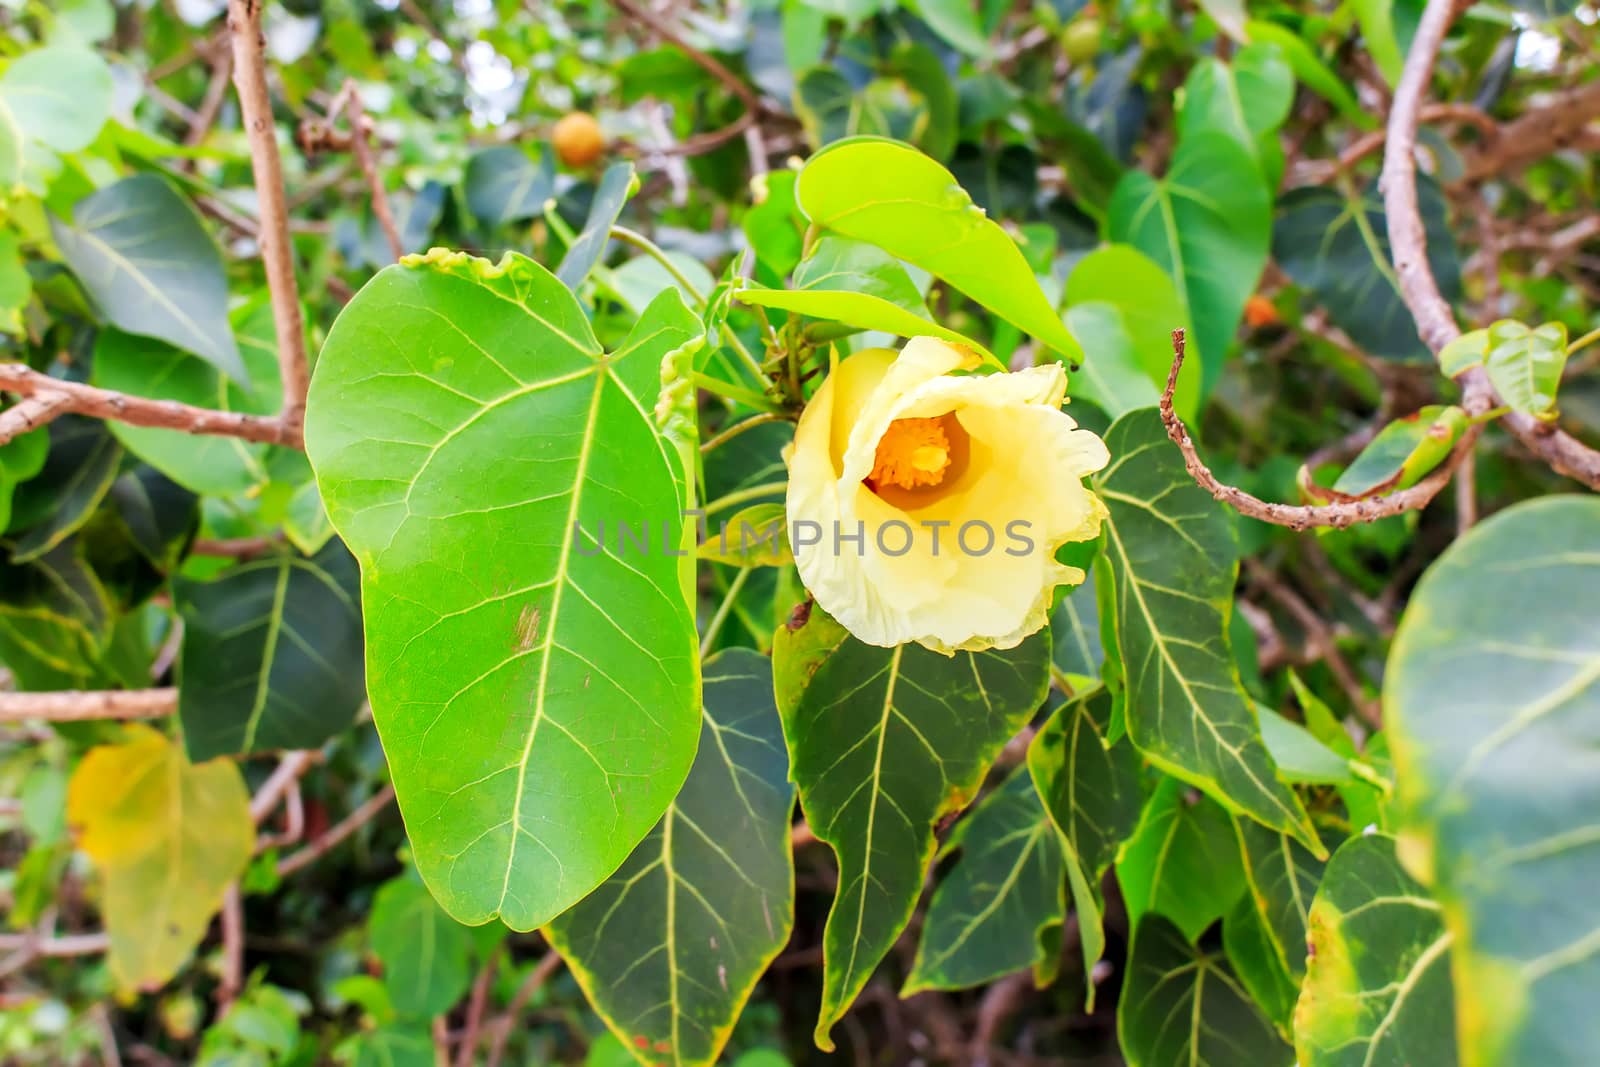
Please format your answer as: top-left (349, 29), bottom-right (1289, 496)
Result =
top-left (305, 251), bottom-right (703, 930)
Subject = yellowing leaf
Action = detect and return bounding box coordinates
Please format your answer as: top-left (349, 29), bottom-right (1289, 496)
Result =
top-left (66, 725), bottom-right (253, 992)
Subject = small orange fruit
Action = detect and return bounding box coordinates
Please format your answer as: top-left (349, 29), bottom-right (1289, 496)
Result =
top-left (1244, 294), bottom-right (1281, 328)
top-left (553, 111), bottom-right (605, 168)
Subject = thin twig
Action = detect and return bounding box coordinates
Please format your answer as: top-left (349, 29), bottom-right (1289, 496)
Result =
top-left (1159, 331), bottom-right (1477, 530)
top-left (191, 536), bottom-right (278, 559)
top-left (701, 412), bottom-right (784, 454)
top-left (186, 43), bottom-right (234, 148)
top-left (1381, 0), bottom-right (1600, 489)
top-left (249, 751), bottom-right (316, 825)
top-left (1244, 560), bottom-right (1380, 728)
top-left (0, 392), bottom-right (73, 444)
top-left (454, 946), bottom-right (500, 1067)
top-left (0, 688), bottom-right (178, 722)
top-left (342, 82), bottom-right (405, 262)
top-left (276, 783), bottom-right (396, 877)
top-left (0, 365), bottom-right (297, 445)
top-left (227, 0), bottom-right (311, 447)
top-left (217, 886), bottom-right (245, 1013)
top-left (484, 952), bottom-right (565, 1067)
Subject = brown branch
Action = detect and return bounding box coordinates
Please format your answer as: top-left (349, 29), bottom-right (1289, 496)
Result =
top-left (0, 392), bottom-right (73, 444)
top-left (1160, 331), bottom-right (1477, 530)
top-left (217, 885), bottom-right (245, 1013)
top-left (186, 42), bottom-right (234, 148)
top-left (1381, 0), bottom-right (1600, 490)
top-left (454, 946), bottom-right (500, 1067)
top-left (1244, 559), bottom-right (1380, 728)
top-left (0, 688), bottom-right (177, 723)
top-left (1461, 80), bottom-right (1600, 182)
top-left (1336, 102), bottom-right (1498, 172)
top-left (0, 365), bottom-right (297, 446)
top-left (249, 751), bottom-right (316, 825)
top-left (275, 783), bottom-right (396, 877)
top-left (342, 83), bottom-right (405, 262)
top-left (484, 952), bottom-right (565, 1067)
top-left (191, 536), bottom-right (278, 559)
top-left (227, 0), bottom-right (310, 448)
top-left (0, 930), bottom-right (110, 979)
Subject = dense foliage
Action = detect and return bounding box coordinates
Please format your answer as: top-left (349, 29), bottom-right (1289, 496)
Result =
top-left (0, 0), bottom-right (1597, 1065)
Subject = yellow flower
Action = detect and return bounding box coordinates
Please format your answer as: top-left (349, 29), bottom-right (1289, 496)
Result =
top-left (786, 336), bottom-right (1109, 653)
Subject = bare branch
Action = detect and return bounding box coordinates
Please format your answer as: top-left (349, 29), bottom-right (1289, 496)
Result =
top-left (227, 0), bottom-right (311, 447)
top-left (454, 946), bottom-right (500, 1067)
top-left (1244, 559), bottom-right (1380, 728)
top-left (0, 392), bottom-right (73, 444)
top-left (191, 536), bottom-right (279, 559)
top-left (186, 41), bottom-right (234, 148)
top-left (342, 82), bottom-right (405, 262)
top-left (276, 783), bottom-right (396, 877)
top-left (217, 885), bottom-right (244, 1013)
top-left (1382, 0), bottom-right (1600, 490)
top-left (0, 688), bottom-right (177, 723)
top-left (1160, 331), bottom-right (1477, 530)
top-left (0, 364), bottom-right (297, 446)
top-left (249, 751), bottom-right (316, 825)
top-left (484, 951), bottom-right (565, 1067)
top-left (1462, 80), bottom-right (1600, 182)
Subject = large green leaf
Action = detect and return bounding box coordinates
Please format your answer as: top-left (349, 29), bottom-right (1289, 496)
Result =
top-left (1096, 410), bottom-right (1320, 853)
top-left (91, 296), bottom-right (284, 495)
top-left (1119, 913), bottom-right (1292, 1067)
top-left (1224, 892), bottom-right (1300, 1031)
top-left (368, 875), bottom-right (473, 1019)
top-left (1177, 43), bottom-right (1293, 186)
top-left (772, 609), bottom-right (1049, 1050)
top-left (903, 767), bottom-right (1064, 993)
top-left (1117, 776), bottom-right (1247, 943)
top-left (795, 137), bottom-right (1084, 365)
top-left (1386, 495), bottom-right (1600, 1066)
top-left (51, 175), bottom-right (247, 383)
top-left (305, 251), bottom-right (703, 930)
top-left (546, 650), bottom-right (794, 1067)
top-left (1063, 244), bottom-right (1197, 421)
top-left (1273, 176), bottom-right (1461, 360)
top-left (1061, 303), bottom-right (1161, 420)
top-left (1049, 572), bottom-right (1104, 682)
top-left (173, 543), bottom-right (365, 760)
top-left (1026, 689), bottom-right (1143, 1008)
top-left (1108, 132), bottom-right (1271, 390)
top-left (1294, 834), bottom-right (1456, 1066)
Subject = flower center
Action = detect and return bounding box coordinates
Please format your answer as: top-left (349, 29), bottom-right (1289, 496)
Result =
top-left (869, 417), bottom-right (951, 490)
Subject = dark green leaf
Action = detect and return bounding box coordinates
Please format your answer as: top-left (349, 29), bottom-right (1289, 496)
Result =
top-left (1232, 817), bottom-right (1326, 985)
top-left (1096, 411), bottom-right (1320, 853)
top-left (51, 175), bottom-right (248, 383)
top-left (1273, 176), bottom-right (1460, 360)
top-left (1119, 913), bottom-right (1292, 1067)
top-left (772, 608), bottom-right (1049, 1050)
top-left (9, 415), bottom-right (122, 563)
top-left (463, 145), bottom-right (555, 226)
top-left (904, 768), bottom-right (1065, 993)
top-left (0, 540), bottom-right (110, 690)
top-left (545, 650), bottom-right (795, 1067)
top-left (557, 162), bottom-right (635, 290)
top-left (1223, 893), bottom-right (1299, 1031)
top-left (173, 542), bottom-right (365, 760)
top-left (1026, 688), bottom-right (1143, 1008)
top-left (1049, 572), bottom-right (1103, 682)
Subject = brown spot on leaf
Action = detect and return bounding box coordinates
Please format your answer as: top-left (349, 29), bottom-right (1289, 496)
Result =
top-left (786, 598), bottom-right (813, 632)
top-left (514, 605), bottom-right (541, 650)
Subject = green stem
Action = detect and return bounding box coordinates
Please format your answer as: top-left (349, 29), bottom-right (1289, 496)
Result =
top-left (544, 199), bottom-right (578, 247)
top-left (700, 565), bottom-right (753, 658)
top-left (690, 372), bottom-right (780, 414)
top-left (1567, 326), bottom-right (1600, 357)
top-left (701, 412), bottom-right (785, 454)
top-left (703, 481), bottom-right (787, 517)
top-left (608, 225), bottom-right (705, 309)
